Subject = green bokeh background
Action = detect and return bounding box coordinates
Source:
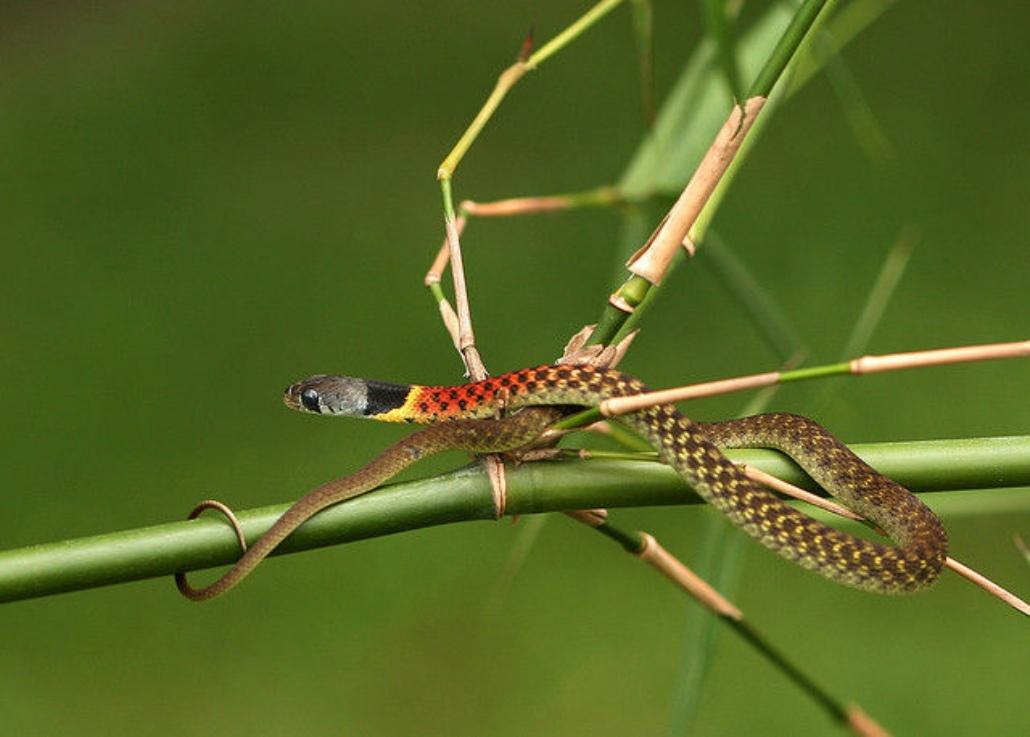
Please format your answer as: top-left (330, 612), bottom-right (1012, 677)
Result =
top-left (1, 2), bottom-right (1027, 735)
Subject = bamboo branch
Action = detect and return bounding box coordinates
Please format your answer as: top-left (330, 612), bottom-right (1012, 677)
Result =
top-left (2, 437), bottom-right (1027, 604)
top-left (589, 0), bottom-right (833, 345)
top-left (545, 340), bottom-right (1029, 432)
top-left (568, 512), bottom-right (892, 735)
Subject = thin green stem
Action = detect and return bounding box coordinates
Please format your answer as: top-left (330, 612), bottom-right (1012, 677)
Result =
top-left (427, 281), bottom-right (446, 304)
top-left (554, 342), bottom-right (1026, 436)
top-left (591, 520), bottom-right (645, 552)
top-left (440, 178), bottom-right (457, 222)
top-left (748, 0), bottom-right (829, 97)
top-left (438, 0), bottom-right (626, 181)
top-left (590, 274), bottom-right (652, 346)
top-left (599, 420), bottom-right (653, 452)
top-left (525, 0), bottom-right (625, 69)
top-left (723, 617), bottom-right (847, 723)
top-left (780, 362), bottom-right (851, 383)
top-left (583, 516), bottom-right (882, 730)
top-left (806, 227), bottom-right (916, 416)
top-left (552, 406), bottom-right (602, 431)
top-left (437, 64), bottom-right (524, 181)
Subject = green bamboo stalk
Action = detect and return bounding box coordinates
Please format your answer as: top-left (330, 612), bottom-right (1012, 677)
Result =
top-left (1, 437), bottom-right (1026, 604)
top-left (618, 0), bottom-right (779, 198)
top-left (604, 2), bottom-right (859, 347)
top-left (589, 0), bottom-right (831, 347)
top-left (748, 0), bottom-right (828, 97)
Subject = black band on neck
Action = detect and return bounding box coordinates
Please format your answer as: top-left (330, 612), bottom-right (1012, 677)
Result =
top-left (362, 380), bottom-right (412, 416)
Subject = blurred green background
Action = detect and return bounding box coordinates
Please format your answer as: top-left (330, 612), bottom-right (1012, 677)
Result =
top-left (1, 1), bottom-right (1027, 735)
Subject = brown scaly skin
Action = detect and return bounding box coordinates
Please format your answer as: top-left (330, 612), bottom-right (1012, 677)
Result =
top-left (177, 366), bottom-right (947, 600)
top-left (175, 407), bottom-right (562, 601)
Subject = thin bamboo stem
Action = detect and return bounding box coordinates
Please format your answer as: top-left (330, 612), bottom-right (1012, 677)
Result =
top-left (439, 179), bottom-right (484, 377)
top-left (438, 182), bottom-right (505, 514)
top-left (623, 97), bottom-right (765, 286)
top-left (436, 0), bottom-right (626, 182)
top-left (424, 187), bottom-right (621, 290)
top-left (523, 0), bottom-right (625, 70)
top-left (462, 187), bottom-right (622, 218)
top-left (547, 339), bottom-right (1029, 431)
top-left (748, 0), bottom-right (829, 97)
top-left (437, 61), bottom-right (528, 182)
top-left (566, 512), bottom-right (889, 735)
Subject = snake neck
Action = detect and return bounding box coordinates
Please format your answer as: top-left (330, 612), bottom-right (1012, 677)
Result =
top-left (365, 365), bottom-right (641, 423)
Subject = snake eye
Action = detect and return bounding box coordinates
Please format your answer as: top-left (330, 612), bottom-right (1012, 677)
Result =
top-left (300, 388), bottom-right (321, 412)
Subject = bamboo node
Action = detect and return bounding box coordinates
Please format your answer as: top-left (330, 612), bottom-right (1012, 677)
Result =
top-left (608, 293), bottom-right (635, 314)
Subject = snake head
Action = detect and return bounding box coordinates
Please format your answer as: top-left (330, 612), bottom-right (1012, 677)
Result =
top-left (283, 375), bottom-right (369, 416)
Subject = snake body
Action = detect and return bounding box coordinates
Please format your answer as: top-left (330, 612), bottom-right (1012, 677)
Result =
top-left (177, 365), bottom-right (947, 600)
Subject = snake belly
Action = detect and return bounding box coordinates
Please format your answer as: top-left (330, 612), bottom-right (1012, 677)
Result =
top-left (284, 364), bottom-right (948, 594)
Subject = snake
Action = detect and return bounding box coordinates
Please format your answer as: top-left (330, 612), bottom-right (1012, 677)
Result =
top-left (176, 364), bottom-right (948, 601)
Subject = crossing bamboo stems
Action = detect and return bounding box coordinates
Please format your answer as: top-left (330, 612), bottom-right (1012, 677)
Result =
top-left (562, 446), bottom-right (1029, 617)
top-left (432, 1), bottom-right (633, 372)
top-left (745, 466), bottom-right (1030, 616)
top-left (565, 513), bottom-right (891, 736)
top-left (439, 179), bottom-right (484, 378)
top-left (590, 0), bottom-right (833, 346)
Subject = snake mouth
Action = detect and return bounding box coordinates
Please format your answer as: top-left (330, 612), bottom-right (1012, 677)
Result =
top-left (283, 382), bottom-right (324, 413)
top-left (282, 384), bottom-right (304, 410)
